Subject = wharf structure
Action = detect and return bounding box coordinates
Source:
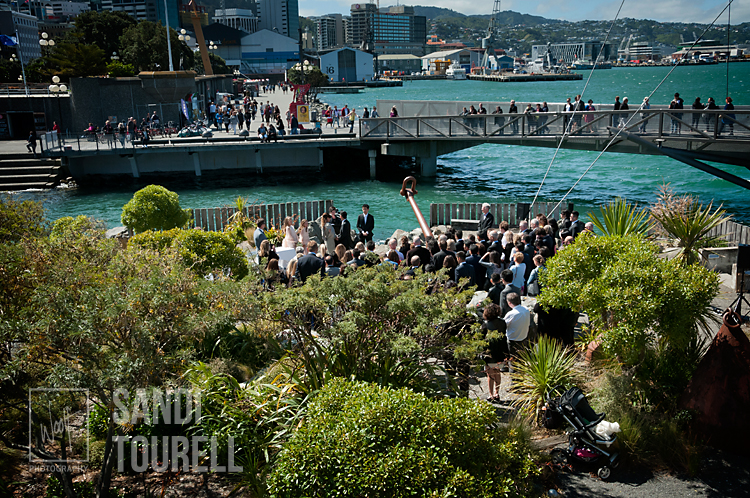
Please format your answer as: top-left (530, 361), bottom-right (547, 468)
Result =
top-left (40, 100), bottom-right (750, 192)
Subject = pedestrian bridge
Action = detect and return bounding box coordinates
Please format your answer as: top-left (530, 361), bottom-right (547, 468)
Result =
top-left (358, 107), bottom-right (750, 189)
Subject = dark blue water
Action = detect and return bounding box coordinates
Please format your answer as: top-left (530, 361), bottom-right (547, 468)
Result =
top-left (14, 64), bottom-right (750, 240)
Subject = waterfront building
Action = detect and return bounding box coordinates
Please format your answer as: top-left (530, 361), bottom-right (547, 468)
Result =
top-left (204, 23), bottom-right (299, 75)
top-left (531, 41), bottom-right (614, 65)
top-left (98, 0), bottom-right (179, 28)
top-left (349, 4), bottom-right (426, 57)
top-left (320, 47), bottom-right (373, 82)
top-left (214, 8), bottom-right (258, 34)
top-left (378, 53), bottom-right (421, 74)
top-left (257, 0), bottom-right (298, 39)
top-left (671, 40), bottom-right (742, 61)
top-left (618, 41), bottom-right (669, 62)
top-left (0, 10), bottom-right (41, 61)
top-left (421, 48), bottom-right (479, 72)
top-left (301, 28), bottom-right (314, 50)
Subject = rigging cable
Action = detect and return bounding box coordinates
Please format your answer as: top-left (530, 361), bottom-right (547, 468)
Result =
top-left (528, 0), bottom-right (626, 215)
top-left (726, 1), bottom-right (731, 100)
top-left (547, 0), bottom-right (735, 218)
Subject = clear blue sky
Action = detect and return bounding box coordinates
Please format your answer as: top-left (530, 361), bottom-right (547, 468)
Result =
top-left (300, 0), bottom-right (747, 24)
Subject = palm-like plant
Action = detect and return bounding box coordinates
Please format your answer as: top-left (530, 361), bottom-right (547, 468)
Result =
top-left (650, 189), bottom-right (730, 265)
top-left (510, 336), bottom-right (578, 421)
top-left (588, 197), bottom-right (653, 237)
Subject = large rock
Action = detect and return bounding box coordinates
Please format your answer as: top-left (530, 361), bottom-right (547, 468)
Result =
top-left (678, 310), bottom-right (750, 453)
top-left (389, 229), bottom-right (408, 242)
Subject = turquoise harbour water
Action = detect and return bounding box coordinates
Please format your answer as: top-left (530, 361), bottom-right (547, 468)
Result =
top-left (16, 64), bottom-right (750, 240)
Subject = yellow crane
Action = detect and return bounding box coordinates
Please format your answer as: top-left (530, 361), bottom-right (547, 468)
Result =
top-left (188, 0), bottom-right (213, 75)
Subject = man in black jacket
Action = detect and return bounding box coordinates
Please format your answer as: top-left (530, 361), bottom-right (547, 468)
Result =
top-left (432, 239), bottom-right (455, 271)
top-left (499, 269), bottom-right (521, 318)
top-left (455, 251), bottom-right (475, 289)
top-left (569, 211), bottom-right (585, 239)
top-left (477, 203), bottom-right (494, 240)
top-left (356, 204), bottom-right (374, 243)
top-left (465, 244), bottom-right (485, 290)
top-left (405, 236), bottom-right (432, 270)
top-left (337, 211), bottom-right (354, 249)
top-left (296, 241), bottom-right (325, 283)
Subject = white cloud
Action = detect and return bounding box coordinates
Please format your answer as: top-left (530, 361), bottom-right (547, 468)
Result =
top-left (299, 0), bottom-right (750, 23)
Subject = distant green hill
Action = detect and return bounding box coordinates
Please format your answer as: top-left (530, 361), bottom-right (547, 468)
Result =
top-left (407, 5), bottom-right (560, 26)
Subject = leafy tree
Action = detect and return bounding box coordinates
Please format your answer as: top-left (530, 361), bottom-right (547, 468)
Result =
top-left (70, 10), bottom-right (137, 57)
top-left (105, 61), bottom-right (136, 77)
top-left (119, 21), bottom-right (194, 72)
top-left (121, 185), bottom-right (191, 233)
top-left (0, 58), bottom-right (22, 84)
top-left (286, 65), bottom-right (328, 102)
top-left (192, 51), bottom-right (231, 75)
top-left (538, 234), bottom-right (718, 363)
top-left (0, 195), bottom-right (47, 243)
top-left (46, 42), bottom-right (107, 80)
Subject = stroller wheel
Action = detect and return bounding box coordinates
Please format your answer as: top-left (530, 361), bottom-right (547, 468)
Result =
top-left (551, 449), bottom-right (567, 465)
top-left (597, 466), bottom-right (612, 480)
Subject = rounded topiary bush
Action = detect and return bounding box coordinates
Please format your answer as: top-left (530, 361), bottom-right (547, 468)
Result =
top-left (268, 379), bottom-right (537, 497)
top-left (129, 228), bottom-right (248, 280)
top-left (121, 185), bottom-right (190, 233)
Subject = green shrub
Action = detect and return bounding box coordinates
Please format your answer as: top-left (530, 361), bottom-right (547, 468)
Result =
top-left (50, 215), bottom-right (104, 241)
top-left (268, 379), bottom-right (538, 498)
top-left (0, 195), bottom-right (46, 242)
top-left (130, 228), bottom-right (248, 280)
top-left (121, 185), bottom-right (190, 233)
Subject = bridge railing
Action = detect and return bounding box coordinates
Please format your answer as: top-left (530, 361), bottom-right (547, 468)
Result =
top-left (429, 201), bottom-right (574, 228)
top-left (360, 109), bottom-right (750, 140)
top-left (190, 200), bottom-right (334, 232)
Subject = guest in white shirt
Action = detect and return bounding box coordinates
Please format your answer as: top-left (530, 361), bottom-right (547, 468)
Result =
top-left (503, 292), bottom-right (530, 372)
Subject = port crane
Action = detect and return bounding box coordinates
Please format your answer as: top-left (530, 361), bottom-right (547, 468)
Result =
top-left (480, 0), bottom-right (502, 74)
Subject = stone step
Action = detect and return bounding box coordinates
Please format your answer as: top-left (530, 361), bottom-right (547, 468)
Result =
top-left (0, 173), bottom-right (59, 182)
top-left (0, 165), bottom-right (60, 174)
top-left (0, 182), bottom-right (56, 191)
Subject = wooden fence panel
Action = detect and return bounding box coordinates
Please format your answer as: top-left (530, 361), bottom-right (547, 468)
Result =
top-left (430, 204), bottom-right (438, 227)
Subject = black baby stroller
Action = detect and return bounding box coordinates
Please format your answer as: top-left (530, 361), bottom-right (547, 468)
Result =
top-left (543, 386), bottom-right (621, 480)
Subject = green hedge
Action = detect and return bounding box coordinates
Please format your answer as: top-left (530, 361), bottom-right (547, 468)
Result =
top-left (130, 228), bottom-right (248, 280)
top-left (268, 379), bottom-right (537, 497)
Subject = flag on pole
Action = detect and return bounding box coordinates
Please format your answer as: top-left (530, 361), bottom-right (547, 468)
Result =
top-left (0, 35), bottom-right (18, 46)
top-left (180, 99), bottom-right (190, 120)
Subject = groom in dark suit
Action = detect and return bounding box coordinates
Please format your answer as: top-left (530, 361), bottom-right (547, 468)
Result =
top-left (337, 211), bottom-right (354, 249)
top-left (477, 202), bottom-right (494, 240)
top-left (356, 204), bottom-right (374, 244)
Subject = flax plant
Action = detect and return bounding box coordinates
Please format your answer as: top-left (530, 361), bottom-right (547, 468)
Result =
top-left (588, 197), bottom-right (653, 237)
top-left (510, 336), bottom-right (578, 420)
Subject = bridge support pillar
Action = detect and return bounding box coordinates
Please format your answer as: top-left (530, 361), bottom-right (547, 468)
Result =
top-left (128, 155), bottom-right (139, 178)
top-left (192, 153), bottom-right (201, 176)
top-left (368, 149), bottom-right (377, 179)
top-left (418, 142), bottom-right (438, 177)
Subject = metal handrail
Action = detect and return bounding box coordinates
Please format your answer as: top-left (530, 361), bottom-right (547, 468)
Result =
top-left (360, 109), bottom-right (750, 140)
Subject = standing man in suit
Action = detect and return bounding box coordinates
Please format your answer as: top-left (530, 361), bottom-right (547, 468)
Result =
top-left (337, 211), bottom-right (354, 249)
top-left (478, 203), bottom-right (494, 241)
top-left (254, 218), bottom-right (267, 248)
top-left (465, 244), bottom-right (485, 290)
top-left (455, 251), bottom-right (476, 289)
top-left (296, 241), bottom-right (325, 283)
top-left (357, 204), bottom-right (374, 244)
top-left (569, 211), bottom-right (585, 239)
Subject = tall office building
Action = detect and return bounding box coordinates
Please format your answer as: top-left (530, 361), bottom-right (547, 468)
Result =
top-left (257, 0), bottom-right (298, 38)
top-left (98, 0), bottom-right (178, 27)
top-left (0, 10), bottom-right (41, 61)
top-left (349, 4), bottom-right (425, 56)
top-left (314, 13), bottom-right (344, 51)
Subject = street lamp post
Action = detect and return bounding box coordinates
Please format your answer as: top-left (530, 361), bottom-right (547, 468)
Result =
top-left (111, 52), bottom-right (119, 61)
top-left (49, 76), bottom-right (67, 145)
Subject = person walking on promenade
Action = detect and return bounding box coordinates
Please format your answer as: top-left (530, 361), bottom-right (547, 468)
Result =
top-left (612, 96), bottom-right (621, 128)
top-left (691, 97), bottom-right (703, 130)
top-left (492, 105), bottom-right (505, 135)
top-left (26, 130), bottom-right (37, 156)
top-left (619, 97), bottom-right (629, 128)
top-left (669, 92), bottom-right (684, 134)
top-left (371, 107), bottom-right (379, 118)
top-left (718, 96), bottom-right (735, 136)
top-left (508, 100), bottom-right (518, 134)
top-left (704, 97), bottom-right (719, 131)
top-left (639, 97), bottom-right (650, 133)
top-left (348, 108), bottom-right (357, 133)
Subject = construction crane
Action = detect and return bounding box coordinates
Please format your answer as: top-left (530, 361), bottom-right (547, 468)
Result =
top-left (480, 0), bottom-right (501, 74)
top-left (188, 0), bottom-right (213, 75)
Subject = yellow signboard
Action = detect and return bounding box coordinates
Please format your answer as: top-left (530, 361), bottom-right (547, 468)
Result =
top-left (297, 105), bottom-right (309, 123)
